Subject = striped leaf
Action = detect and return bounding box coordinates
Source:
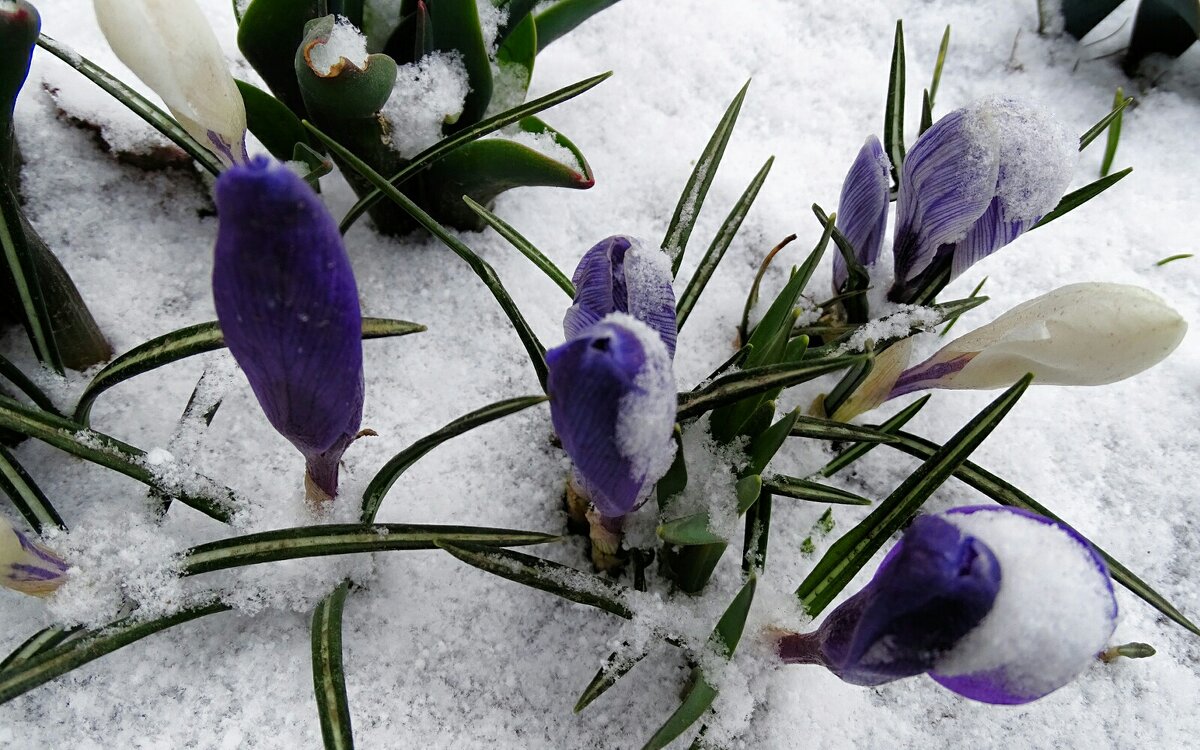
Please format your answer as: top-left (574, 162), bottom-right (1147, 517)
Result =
top-left (312, 582), bottom-right (355, 750)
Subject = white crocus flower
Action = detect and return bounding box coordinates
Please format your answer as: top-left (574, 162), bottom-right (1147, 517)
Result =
top-left (94, 0), bottom-right (248, 166)
top-left (891, 282), bottom-right (1187, 395)
top-left (0, 517), bottom-right (69, 597)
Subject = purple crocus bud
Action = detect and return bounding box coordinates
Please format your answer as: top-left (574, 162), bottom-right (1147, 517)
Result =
top-left (779, 506), bottom-right (1118, 704)
top-left (1, 516), bottom-right (69, 597)
top-left (546, 313), bottom-right (676, 521)
top-left (889, 98), bottom-right (1075, 302)
top-left (564, 236), bottom-right (677, 358)
top-left (213, 156), bottom-right (364, 502)
top-left (832, 136), bottom-right (891, 294)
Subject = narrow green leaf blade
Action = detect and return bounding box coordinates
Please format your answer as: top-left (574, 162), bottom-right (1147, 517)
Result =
top-left (819, 394), bottom-right (930, 476)
top-left (574, 643), bottom-right (648, 713)
top-left (533, 0), bottom-right (622, 51)
top-left (312, 582), bottom-right (355, 750)
top-left (0, 187), bottom-right (61, 372)
top-left (1099, 87), bottom-right (1125, 177)
top-left (0, 353), bottom-right (60, 416)
top-left (463, 196), bottom-right (575, 297)
top-left (1034, 168), bottom-right (1132, 229)
top-left (1080, 94), bottom-right (1133, 152)
top-left (0, 445), bottom-right (66, 532)
top-left (763, 476), bottom-right (872, 506)
top-left (237, 78), bottom-right (311, 161)
top-left (929, 25), bottom-right (950, 107)
top-left (677, 355), bottom-right (867, 421)
top-left (884, 20), bottom-right (906, 183)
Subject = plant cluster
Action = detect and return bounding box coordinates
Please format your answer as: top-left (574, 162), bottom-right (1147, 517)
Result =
top-left (0, 3), bottom-right (1194, 748)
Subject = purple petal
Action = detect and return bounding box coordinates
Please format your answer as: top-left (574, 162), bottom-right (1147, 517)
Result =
top-left (546, 316), bottom-right (675, 518)
top-left (780, 514), bottom-right (1000, 686)
top-left (891, 108), bottom-right (999, 298)
top-left (564, 236), bottom-right (677, 358)
top-left (213, 156), bottom-right (363, 496)
top-left (833, 136), bottom-right (891, 293)
top-left (948, 196), bottom-right (1040, 280)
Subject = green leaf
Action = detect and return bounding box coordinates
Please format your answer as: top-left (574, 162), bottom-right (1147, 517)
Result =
top-left (819, 346), bottom-right (874, 419)
top-left (1100, 87), bottom-right (1125, 177)
top-left (0, 393), bottom-right (236, 523)
top-left (496, 12), bottom-right (537, 99)
top-left (533, 0), bottom-right (622, 51)
top-left (929, 25), bottom-right (950, 107)
top-left (745, 408), bottom-right (799, 477)
top-left (0, 353), bottom-right (60, 416)
top-left (574, 642), bottom-right (649, 713)
top-left (237, 0), bottom-right (321, 115)
top-left (36, 35), bottom-right (225, 176)
top-left (940, 277), bottom-right (987, 336)
top-left (1057, 0), bottom-right (1124, 38)
top-left (813, 204), bottom-right (869, 322)
top-left (360, 395), bottom-right (547, 523)
top-left (1156, 253), bottom-right (1193, 266)
top-left (237, 78), bottom-right (311, 161)
top-left (430, 0), bottom-right (493, 126)
top-left (312, 582), bottom-right (355, 750)
top-left (0, 600), bottom-right (232, 704)
top-left (462, 196), bottom-right (575, 297)
top-left (742, 489), bottom-right (771, 573)
top-left (437, 542), bottom-right (634, 618)
top-left (1033, 168), bottom-right (1131, 229)
top-left (0, 625), bottom-right (76, 673)
top-left (884, 20), bottom-right (906, 184)
top-left (663, 81), bottom-right (750, 276)
top-left (1079, 94), bottom-right (1133, 152)
top-left (795, 375), bottom-right (1031, 615)
top-left (677, 354), bottom-right (867, 421)
top-left (818, 394), bottom-right (930, 477)
top-left (1, 185), bottom-right (61, 372)
top-left (658, 476), bottom-right (764, 546)
top-left (762, 475), bottom-right (872, 506)
top-left (296, 17), bottom-right (398, 120)
top-left (641, 576), bottom-right (756, 750)
top-left (919, 88), bottom-right (933, 136)
top-left (1127, 0), bottom-right (1200, 70)
top-left (339, 71), bottom-right (611, 233)
top-left (73, 318), bottom-right (424, 425)
top-left (676, 156), bottom-right (773, 330)
top-left (180, 523), bottom-right (558, 576)
top-left (308, 122), bottom-right (551, 388)
top-left (0, 445), bottom-right (66, 532)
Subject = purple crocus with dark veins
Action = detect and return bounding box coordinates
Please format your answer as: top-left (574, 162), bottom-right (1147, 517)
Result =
top-left (779, 506), bottom-right (1117, 704)
top-left (832, 136), bottom-right (891, 295)
top-left (213, 156), bottom-right (363, 502)
top-left (563, 235), bottom-right (677, 358)
top-left (887, 97), bottom-right (1075, 302)
top-left (546, 313), bottom-right (676, 521)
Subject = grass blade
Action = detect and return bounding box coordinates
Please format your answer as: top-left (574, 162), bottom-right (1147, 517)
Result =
top-left (360, 395), bottom-right (547, 523)
top-left (939, 277), bottom-right (987, 336)
top-left (762, 476), bottom-right (871, 506)
top-left (1033, 168), bottom-right (1131, 229)
top-left (677, 355), bottom-right (867, 421)
top-left (1100, 87), bottom-right (1125, 177)
top-left (574, 643), bottom-right (649, 713)
top-left (0, 187), bottom-right (61, 372)
top-left (1079, 94), bottom-right (1134, 152)
top-left (663, 81), bottom-right (750, 276)
top-left (818, 394), bottom-right (930, 476)
top-left (463, 195), bottom-right (575, 297)
top-left (339, 72), bottom-right (611, 232)
top-left (307, 122), bottom-right (549, 388)
top-left (0, 353), bottom-right (60, 416)
top-left (884, 20), bottom-right (906, 183)
top-left (0, 445), bottom-right (66, 532)
top-left (312, 582), bottom-right (354, 750)
top-left (929, 25), bottom-right (950, 107)
top-left (676, 156), bottom-right (773, 331)
top-left (36, 35), bottom-right (224, 176)
top-left (73, 318), bottom-right (424, 425)
top-left (795, 374), bottom-right (1031, 615)
top-left (0, 625), bottom-right (76, 673)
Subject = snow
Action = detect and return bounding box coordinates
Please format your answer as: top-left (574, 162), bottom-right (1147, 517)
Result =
top-left (610, 314), bottom-right (676, 493)
top-left (3, 0), bottom-right (1200, 747)
top-left (306, 16), bottom-right (369, 76)
top-left (381, 52), bottom-right (469, 158)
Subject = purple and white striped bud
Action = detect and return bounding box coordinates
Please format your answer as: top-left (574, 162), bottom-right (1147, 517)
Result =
top-left (889, 98), bottom-right (1075, 302)
top-left (779, 506), bottom-right (1118, 704)
top-left (94, 0), bottom-right (248, 166)
top-left (213, 156), bottom-right (364, 502)
top-left (833, 136), bottom-right (891, 294)
top-left (564, 236), bottom-right (677, 358)
top-left (1, 517), bottom-right (69, 597)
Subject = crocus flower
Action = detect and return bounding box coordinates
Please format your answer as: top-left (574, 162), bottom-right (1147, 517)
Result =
top-left (1, 516), bottom-right (69, 597)
top-left (889, 282), bottom-right (1187, 397)
top-left (94, 0), bottom-right (248, 166)
top-left (779, 506), bottom-right (1118, 704)
top-left (832, 136), bottom-right (891, 294)
top-left (887, 97), bottom-right (1075, 302)
top-left (213, 156), bottom-right (364, 502)
top-left (564, 236), bottom-right (677, 358)
top-left (547, 313), bottom-right (676, 522)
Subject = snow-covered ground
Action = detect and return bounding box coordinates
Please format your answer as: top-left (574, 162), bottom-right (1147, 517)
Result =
top-left (2, 0), bottom-right (1199, 747)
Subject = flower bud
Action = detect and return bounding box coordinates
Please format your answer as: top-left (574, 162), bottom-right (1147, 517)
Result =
top-left (94, 0), bottom-right (248, 166)
top-left (0, 516), bottom-right (68, 597)
top-left (546, 313), bottom-right (676, 520)
top-left (212, 156), bottom-right (364, 501)
top-left (564, 236), bottom-right (677, 358)
top-left (833, 136), bottom-right (890, 294)
top-left (891, 282), bottom-right (1187, 395)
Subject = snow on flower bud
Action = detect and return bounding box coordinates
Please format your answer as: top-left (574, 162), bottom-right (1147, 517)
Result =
top-left (778, 506), bottom-right (1118, 704)
top-left (889, 97), bottom-right (1075, 302)
top-left (890, 282), bottom-right (1187, 397)
top-left (213, 156), bottom-right (363, 502)
top-left (0, 516), bottom-right (69, 597)
top-left (833, 136), bottom-right (891, 294)
top-left (564, 236), bottom-right (677, 358)
top-left (546, 313), bottom-right (676, 521)
top-left (94, 0), bottom-right (248, 166)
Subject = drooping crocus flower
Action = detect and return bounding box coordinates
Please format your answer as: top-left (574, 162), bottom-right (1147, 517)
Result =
top-left (213, 156), bottom-right (364, 502)
top-left (832, 136), bottom-right (891, 295)
top-left (887, 97), bottom-right (1075, 302)
top-left (1, 516), bottom-right (69, 597)
top-left (94, 0), bottom-right (248, 166)
top-left (888, 282), bottom-right (1187, 397)
top-left (547, 313), bottom-right (676, 521)
top-left (779, 506), bottom-right (1118, 704)
top-left (564, 235), bottom-right (677, 358)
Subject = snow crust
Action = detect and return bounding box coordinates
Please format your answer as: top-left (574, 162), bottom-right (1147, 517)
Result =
top-left (381, 52), bottom-right (469, 158)
top-left (307, 17), bottom-right (369, 75)
top-left (610, 313), bottom-right (677, 493)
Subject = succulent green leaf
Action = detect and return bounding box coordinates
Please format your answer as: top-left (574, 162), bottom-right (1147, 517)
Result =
top-left (745, 408), bottom-right (800, 477)
top-left (496, 12), bottom-right (537, 100)
top-left (237, 79), bottom-right (312, 161)
top-left (297, 16), bottom-right (398, 120)
top-left (238, 0), bottom-right (321, 114)
top-left (1057, 0), bottom-right (1125, 38)
top-left (429, 0), bottom-right (494, 126)
top-left (1126, 0), bottom-right (1199, 71)
top-left (533, 0), bottom-right (622, 51)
